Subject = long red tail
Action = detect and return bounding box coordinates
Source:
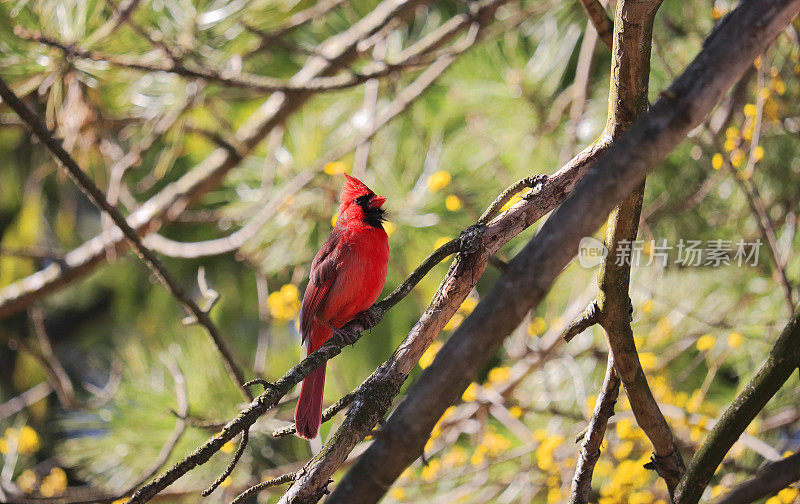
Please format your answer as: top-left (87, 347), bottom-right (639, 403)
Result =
top-left (294, 324), bottom-right (331, 439)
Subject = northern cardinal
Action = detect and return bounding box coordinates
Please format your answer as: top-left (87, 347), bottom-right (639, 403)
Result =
top-left (294, 174), bottom-right (389, 439)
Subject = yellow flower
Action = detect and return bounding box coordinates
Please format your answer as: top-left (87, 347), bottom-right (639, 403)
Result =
top-left (528, 317), bottom-right (547, 336)
top-left (629, 491), bottom-right (654, 504)
top-left (445, 194), bottom-right (463, 211)
top-left (754, 145), bottom-right (765, 161)
top-left (616, 418), bottom-right (643, 441)
top-left (19, 425), bottom-right (41, 455)
top-left (724, 138), bottom-right (737, 152)
top-left (444, 313), bottom-right (464, 331)
top-left (697, 334), bottom-right (716, 352)
top-left (743, 103), bottom-right (757, 117)
top-left (434, 237), bottom-right (452, 250)
top-left (613, 440), bottom-right (634, 459)
top-left (481, 428), bottom-right (511, 456)
top-left (331, 212), bottom-right (338, 227)
top-left (40, 467), bottom-right (67, 497)
top-left (462, 383), bottom-right (478, 402)
top-left (419, 341), bottom-right (443, 369)
top-left (420, 458), bottom-right (441, 481)
top-left (458, 297), bottom-right (478, 315)
top-left (730, 149), bottom-right (746, 168)
top-left (778, 487), bottom-right (799, 503)
top-left (639, 352), bottom-right (658, 372)
top-left (535, 434), bottom-right (564, 471)
top-left (390, 486), bottom-right (407, 501)
top-left (268, 284), bottom-right (301, 322)
top-left (687, 390), bottom-right (704, 413)
top-left (499, 194), bottom-right (522, 213)
top-left (398, 467), bottom-right (414, 482)
top-left (471, 445), bottom-right (488, 466)
top-left (727, 332), bottom-right (743, 348)
top-left (17, 470), bottom-right (38, 493)
top-left (509, 406), bottom-right (523, 418)
top-left (323, 161), bottom-right (349, 175)
top-left (547, 488), bottom-right (563, 504)
top-left (765, 497), bottom-right (782, 504)
top-left (711, 153), bottom-right (724, 170)
top-left (711, 485), bottom-right (728, 498)
top-left (3, 426), bottom-right (41, 455)
top-left (773, 79), bottom-right (786, 95)
top-left (442, 446), bottom-right (468, 466)
top-left (219, 476), bottom-right (232, 488)
top-left (487, 366), bottom-right (511, 385)
top-left (427, 171), bottom-right (452, 193)
top-left (585, 395), bottom-right (598, 415)
top-left (726, 126), bottom-right (739, 139)
top-left (221, 441), bottom-right (235, 453)
top-left (383, 221), bottom-right (396, 237)
top-left (595, 459), bottom-right (613, 477)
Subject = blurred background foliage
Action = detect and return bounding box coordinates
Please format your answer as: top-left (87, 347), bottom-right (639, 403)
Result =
top-left (0, 0), bottom-right (798, 502)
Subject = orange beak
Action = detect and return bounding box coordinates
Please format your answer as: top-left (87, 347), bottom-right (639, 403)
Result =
top-left (369, 195), bottom-right (386, 209)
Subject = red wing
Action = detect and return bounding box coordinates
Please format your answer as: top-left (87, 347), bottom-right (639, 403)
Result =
top-left (299, 229), bottom-right (342, 343)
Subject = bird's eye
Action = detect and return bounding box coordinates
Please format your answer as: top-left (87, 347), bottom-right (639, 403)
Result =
top-left (354, 194), bottom-right (372, 206)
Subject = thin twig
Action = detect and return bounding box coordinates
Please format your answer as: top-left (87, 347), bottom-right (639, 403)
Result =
top-left (561, 300), bottom-right (600, 342)
top-left (16, 27), bottom-right (432, 94)
top-left (228, 472), bottom-right (297, 504)
top-left (272, 392), bottom-right (357, 438)
top-left (568, 356), bottom-right (620, 504)
top-left (202, 430), bottom-right (249, 496)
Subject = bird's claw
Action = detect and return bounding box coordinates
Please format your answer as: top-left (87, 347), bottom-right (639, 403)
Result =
top-left (354, 305), bottom-right (383, 330)
top-left (334, 326), bottom-right (360, 346)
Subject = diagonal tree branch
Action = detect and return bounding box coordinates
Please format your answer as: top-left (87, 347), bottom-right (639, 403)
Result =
top-left (711, 450), bottom-right (800, 504)
top-left (674, 305), bottom-right (800, 504)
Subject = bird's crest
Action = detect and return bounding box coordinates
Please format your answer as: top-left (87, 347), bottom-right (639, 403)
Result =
top-left (340, 174), bottom-right (374, 203)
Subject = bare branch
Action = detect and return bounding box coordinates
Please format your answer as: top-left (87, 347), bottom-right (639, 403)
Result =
top-left (561, 300), bottom-right (600, 342)
top-left (674, 306), bottom-right (800, 504)
top-left (578, 0), bottom-right (614, 50)
top-left (712, 451), bottom-right (800, 504)
top-left (229, 472), bottom-right (297, 504)
top-left (568, 356), bottom-right (620, 504)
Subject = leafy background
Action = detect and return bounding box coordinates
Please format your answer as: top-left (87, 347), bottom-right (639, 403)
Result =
top-left (0, 0), bottom-right (798, 503)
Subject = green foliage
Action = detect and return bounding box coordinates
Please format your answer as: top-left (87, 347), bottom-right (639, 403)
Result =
top-left (0, 0), bottom-right (798, 502)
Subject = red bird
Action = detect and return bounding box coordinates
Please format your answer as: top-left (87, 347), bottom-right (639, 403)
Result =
top-left (294, 174), bottom-right (390, 439)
